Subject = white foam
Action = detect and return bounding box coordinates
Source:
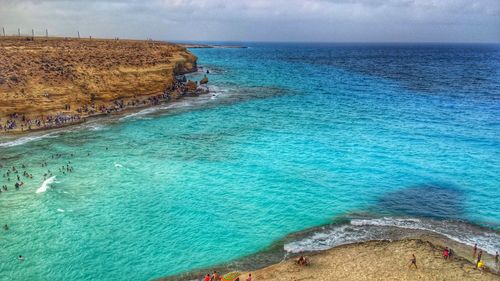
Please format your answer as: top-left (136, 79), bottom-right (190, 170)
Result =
top-left (114, 163), bottom-right (123, 168)
top-left (284, 217), bottom-right (500, 255)
top-left (57, 208), bottom-right (65, 212)
top-left (119, 107), bottom-right (158, 121)
top-left (0, 133), bottom-right (55, 148)
top-left (36, 176), bottom-right (56, 193)
top-left (349, 217), bottom-right (500, 255)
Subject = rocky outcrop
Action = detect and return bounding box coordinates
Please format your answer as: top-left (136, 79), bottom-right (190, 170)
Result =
top-left (0, 37), bottom-right (201, 132)
top-left (200, 75), bottom-right (209, 85)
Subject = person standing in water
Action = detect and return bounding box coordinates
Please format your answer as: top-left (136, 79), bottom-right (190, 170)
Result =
top-left (495, 252), bottom-right (499, 268)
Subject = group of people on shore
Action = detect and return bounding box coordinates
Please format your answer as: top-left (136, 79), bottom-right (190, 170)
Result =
top-left (202, 271), bottom-right (252, 281)
top-left (409, 243), bottom-right (500, 271)
top-left (0, 112), bottom-right (82, 132)
top-left (0, 75), bottom-right (206, 133)
top-left (472, 244), bottom-right (499, 271)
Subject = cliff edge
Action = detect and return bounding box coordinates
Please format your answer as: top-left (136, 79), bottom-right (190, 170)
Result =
top-left (0, 37), bottom-right (199, 132)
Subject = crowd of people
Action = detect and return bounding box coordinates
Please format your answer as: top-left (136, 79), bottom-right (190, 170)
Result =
top-left (0, 154), bottom-right (75, 194)
top-left (0, 76), bottom-right (206, 133)
top-left (0, 112), bottom-right (82, 132)
top-left (202, 271), bottom-right (252, 281)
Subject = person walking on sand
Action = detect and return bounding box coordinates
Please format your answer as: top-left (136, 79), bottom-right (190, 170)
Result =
top-left (246, 273), bottom-right (252, 281)
top-left (495, 252), bottom-right (499, 268)
top-left (477, 250), bottom-right (483, 268)
top-left (473, 243), bottom-right (478, 258)
top-left (408, 254), bottom-right (417, 269)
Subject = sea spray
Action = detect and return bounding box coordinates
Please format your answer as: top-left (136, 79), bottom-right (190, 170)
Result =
top-left (36, 176), bottom-right (56, 193)
top-left (284, 217), bottom-right (500, 255)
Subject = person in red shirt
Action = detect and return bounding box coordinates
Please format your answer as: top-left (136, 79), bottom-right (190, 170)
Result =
top-left (443, 247), bottom-right (449, 260)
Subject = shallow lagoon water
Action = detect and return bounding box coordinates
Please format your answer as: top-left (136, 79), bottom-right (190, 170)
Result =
top-left (0, 43), bottom-right (499, 280)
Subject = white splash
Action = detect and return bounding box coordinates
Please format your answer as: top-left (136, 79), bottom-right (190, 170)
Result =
top-left (284, 217), bottom-right (500, 256)
top-left (0, 133), bottom-right (55, 148)
top-left (36, 176), bottom-right (56, 193)
top-left (57, 208), bottom-right (65, 212)
top-left (114, 163), bottom-right (123, 168)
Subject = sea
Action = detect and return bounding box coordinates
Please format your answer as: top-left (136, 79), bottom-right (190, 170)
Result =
top-left (0, 43), bottom-right (499, 280)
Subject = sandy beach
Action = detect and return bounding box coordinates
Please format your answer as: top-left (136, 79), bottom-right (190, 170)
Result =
top-left (235, 239), bottom-right (499, 281)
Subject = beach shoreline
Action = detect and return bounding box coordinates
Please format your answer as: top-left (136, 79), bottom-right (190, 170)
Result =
top-left (235, 238), bottom-right (500, 281)
top-left (156, 222), bottom-right (500, 281)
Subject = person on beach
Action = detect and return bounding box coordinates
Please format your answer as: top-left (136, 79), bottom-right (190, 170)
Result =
top-left (211, 271), bottom-right (219, 281)
top-left (477, 250), bottom-right (483, 267)
top-left (448, 248), bottom-right (454, 260)
top-left (297, 256), bottom-right (309, 266)
top-left (495, 252), bottom-right (499, 268)
top-left (473, 243), bottom-right (478, 258)
top-left (204, 274), bottom-right (211, 281)
top-left (408, 254), bottom-right (417, 269)
top-left (443, 247), bottom-right (449, 260)
top-left (246, 273), bottom-right (252, 281)
top-left (478, 260), bottom-right (485, 271)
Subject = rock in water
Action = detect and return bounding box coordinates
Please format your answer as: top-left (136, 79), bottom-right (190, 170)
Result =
top-left (200, 75), bottom-right (209, 85)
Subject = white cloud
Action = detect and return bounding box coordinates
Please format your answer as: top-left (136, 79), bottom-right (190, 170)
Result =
top-left (0, 0), bottom-right (498, 42)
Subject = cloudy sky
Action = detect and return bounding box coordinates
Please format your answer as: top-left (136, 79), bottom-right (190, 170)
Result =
top-left (1, 0), bottom-right (499, 42)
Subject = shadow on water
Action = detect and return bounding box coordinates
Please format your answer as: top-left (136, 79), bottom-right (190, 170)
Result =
top-left (372, 183), bottom-right (466, 220)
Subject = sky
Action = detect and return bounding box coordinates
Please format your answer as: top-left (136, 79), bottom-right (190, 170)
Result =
top-left (0, 0), bottom-right (499, 43)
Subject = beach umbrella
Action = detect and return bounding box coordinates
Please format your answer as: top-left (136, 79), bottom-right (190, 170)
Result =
top-left (221, 272), bottom-right (241, 281)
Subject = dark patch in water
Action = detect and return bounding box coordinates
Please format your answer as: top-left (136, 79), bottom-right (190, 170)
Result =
top-left (374, 183), bottom-right (466, 219)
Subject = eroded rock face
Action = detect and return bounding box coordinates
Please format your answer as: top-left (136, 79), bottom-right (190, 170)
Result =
top-left (0, 37), bottom-right (197, 120)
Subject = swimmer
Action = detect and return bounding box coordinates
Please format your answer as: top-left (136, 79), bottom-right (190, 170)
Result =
top-left (18, 255), bottom-right (25, 261)
top-left (3, 224), bottom-right (8, 230)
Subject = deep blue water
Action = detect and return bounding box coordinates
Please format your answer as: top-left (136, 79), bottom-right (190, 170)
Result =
top-left (0, 43), bottom-right (499, 280)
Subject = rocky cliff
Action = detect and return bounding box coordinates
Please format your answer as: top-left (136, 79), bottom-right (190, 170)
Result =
top-left (0, 37), bottom-right (198, 132)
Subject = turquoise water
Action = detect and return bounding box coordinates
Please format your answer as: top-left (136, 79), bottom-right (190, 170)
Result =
top-left (0, 43), bottom-right (499, 280)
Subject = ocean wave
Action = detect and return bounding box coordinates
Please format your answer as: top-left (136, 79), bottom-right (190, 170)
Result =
top-left (0, 132), bottom-right (56, 148)
top-left (284, 217), bottom-right (500, 255)
top-left (119, 107), bottom-right (159, 121)
top-left (36, 176), bottom-right (56, 193)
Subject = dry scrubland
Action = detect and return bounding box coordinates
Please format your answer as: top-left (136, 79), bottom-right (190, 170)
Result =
top-left (0, 37), bottom-right (197, 125)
